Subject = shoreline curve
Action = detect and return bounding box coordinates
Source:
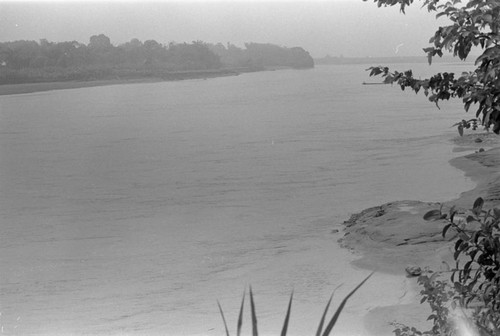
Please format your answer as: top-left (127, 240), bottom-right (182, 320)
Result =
top-left (339, 132), bottom-right (500, 335)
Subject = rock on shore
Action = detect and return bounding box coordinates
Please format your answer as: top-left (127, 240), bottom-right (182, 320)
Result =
top-left (339, 200), bottom-right (455, 274)
top-left (340, 132), bottom-right (500, 275)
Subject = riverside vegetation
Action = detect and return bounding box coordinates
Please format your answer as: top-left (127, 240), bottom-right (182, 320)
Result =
top-left (367, 0), bottom-right (500, 335)
top-left (392, 198), bottom-right (500, 336)
top-left (217, 273), bottom-right (374, 336)
top-left (0, 35), bottom-right (314, 84)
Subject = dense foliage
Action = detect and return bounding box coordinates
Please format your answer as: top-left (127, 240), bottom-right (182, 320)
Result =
top-left (367, 0), bottom-right (500, 134)
top-left (0, 35), bottom-right (314, 84)
top-left (395, 200), bottom-right (500, 336)
top-left (439, 199), bottom-right (500, 335)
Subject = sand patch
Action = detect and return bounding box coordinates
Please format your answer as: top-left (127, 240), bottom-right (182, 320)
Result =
top-left (397, 205), bottom-right (419, 214)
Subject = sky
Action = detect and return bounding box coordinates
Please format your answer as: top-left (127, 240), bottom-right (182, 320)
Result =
top-left (0, 0), bottom-right (446, 58)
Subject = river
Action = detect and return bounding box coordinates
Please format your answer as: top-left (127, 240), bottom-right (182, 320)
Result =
top-left (0, 64), bottom-right (475, 335)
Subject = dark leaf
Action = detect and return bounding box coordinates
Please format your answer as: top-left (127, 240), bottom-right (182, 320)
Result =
top-left (423, 209), bottom-right (443, 221)
top-left (493, 208), bottom-right (500, 219)
top-left (472, 231), bottom-right (482, 245)
top-left (469, 249), bottom-right (478, 261)
top-left (472, 197), bottom-right (484, 215)
top-left (442, 223), bottom-right (452, 238)
top-left (466, 215), bottom-right (476, 223)
top-left (455, 239), bottom-right (463, 251)
top-left (463, 260), bottom-right (473, 274)
top-left (368, 67), bottom-right (383, 77)
top-left (449, 206), bottom-right (457, 223)
top-left (454, 243), bottom-right (463, 260)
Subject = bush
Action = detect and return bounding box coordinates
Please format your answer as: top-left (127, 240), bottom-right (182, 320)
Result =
top-left (395, 198), bottom-right (500, 335)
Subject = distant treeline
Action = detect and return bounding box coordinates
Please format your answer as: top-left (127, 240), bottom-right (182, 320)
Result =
top-left (209, 42), bottom-right (314, 70)
top-left (0, 34), bottom-right (314, 84)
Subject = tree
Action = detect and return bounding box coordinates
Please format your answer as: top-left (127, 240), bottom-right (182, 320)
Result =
top-left (88, 34), bottom-right (115, 65)
top-left (5, 40), bottom-right (39, 69)
top-left (166, 42), bottom-right (221, 70)
top-left (88, 34), bottom-right (112, 52)
top-left (0, 44), bottom-right (14, 68)
top-left (366, 0), bottom-right (500, 134)
top-left (143, 39), bottom-right (165, 65)
top-left (118, 39), bottom-right (145, 66)
top-left (243, 42), bottom-right (314, 69)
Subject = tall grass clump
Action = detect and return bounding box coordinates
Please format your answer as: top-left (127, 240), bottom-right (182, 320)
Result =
top-left (217, 271), bottom-right (374, 336)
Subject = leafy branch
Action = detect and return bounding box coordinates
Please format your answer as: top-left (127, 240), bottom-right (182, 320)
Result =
top-left (422, 198), bottom-right (500, 335)
top-left (365, 0), bottom-right (500, 134)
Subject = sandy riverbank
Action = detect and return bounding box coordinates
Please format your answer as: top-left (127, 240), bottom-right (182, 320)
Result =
top-left (0, 78), bottom-right (165, 96)
top-left (340, 132), bottom-right (500, 335)
top-left (0, 69), bottom-right (241, 96)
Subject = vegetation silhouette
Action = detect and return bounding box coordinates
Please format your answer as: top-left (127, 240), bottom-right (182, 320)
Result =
top-left (0, 35), bottom-right (314, 84)
top-left (367, 0), bottom-right (500, 334)
top-left (217, 272), bottom-right (374, 336)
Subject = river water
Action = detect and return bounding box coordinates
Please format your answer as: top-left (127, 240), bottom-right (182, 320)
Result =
top-left (0, 64), bottom-right (475, 335)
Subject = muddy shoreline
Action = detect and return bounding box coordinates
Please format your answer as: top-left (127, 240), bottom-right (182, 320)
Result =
top-left (339, 132), bottom-right (500, 334)
top-left (0, 69), bottom-right (241, 96)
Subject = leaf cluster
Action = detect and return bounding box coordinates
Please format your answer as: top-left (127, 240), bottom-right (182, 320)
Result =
top-left (366, 0), bottom-right (500, 134)
top-left (418, 272), bottom-right (458, 335)
top-left (452, 118), bottom-right (479, 135)
top-left (423, 198), bottom-right (500, 335)
top-left (392, 267), bottom-right (460, 336)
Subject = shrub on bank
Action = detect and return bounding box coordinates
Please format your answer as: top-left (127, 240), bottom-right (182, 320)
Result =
top-left (394, 198), bottom-right (500, 335)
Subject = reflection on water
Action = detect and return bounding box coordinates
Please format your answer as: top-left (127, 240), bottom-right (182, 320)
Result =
top-left (0, 65), bottom-right (473, 335)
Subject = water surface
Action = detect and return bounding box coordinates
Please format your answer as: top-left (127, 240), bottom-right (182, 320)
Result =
top-left (0, 64), bottom-right (475, 335)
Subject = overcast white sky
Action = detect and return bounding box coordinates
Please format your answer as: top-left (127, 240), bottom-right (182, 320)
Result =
top-left (0, 0), bottom-right (445, 58)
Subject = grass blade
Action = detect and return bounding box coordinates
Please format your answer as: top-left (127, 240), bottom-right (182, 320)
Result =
top-left (217, 300), bottom-right (231, 336)
top-left (321, 272), bottom-right (375, 336)
top-left (237, 289), bottom-right (245, 336)
top-left (316, 283), bottom-right (343, 336)
top-left (249, 286), bottom-right (259, 336)
top-left (280, 290), bottom-right (294, 336)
